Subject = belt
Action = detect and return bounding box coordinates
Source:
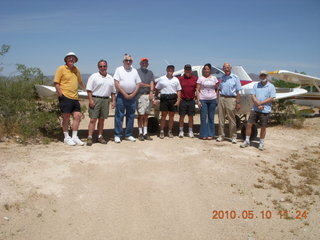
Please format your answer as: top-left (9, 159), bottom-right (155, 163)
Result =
top-left (220, 95), bottom-right (236, 98)
top-left (92, 95), bottom-right (109, 99)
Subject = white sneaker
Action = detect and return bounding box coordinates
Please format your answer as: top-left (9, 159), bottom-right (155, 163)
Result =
top-left (240, 140), bottom-right (250, 148)
top-left (114, 136), bottom-right (121, 143)
top-left (188, 131), bottom-right (194, 138)
top-left (231, 137), bottom-right (237, 144)
top-left (259, 142), bottom-right (264, 151)
top-left (179, 131), bottom-right (184, 138)
top-left (72, 137), bottom-right (84, 146)
top-left (216, 136), bottom-right (224, 142)
top-left (64, 136), bottom-right (76, 146)
top-left (125, 136), bottom-right (136, 142)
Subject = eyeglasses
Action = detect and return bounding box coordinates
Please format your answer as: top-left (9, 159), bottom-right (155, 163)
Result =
top-left (124, 60), bottom-right (132, 62)
top-left (99, 65), bottom-right (107, 68)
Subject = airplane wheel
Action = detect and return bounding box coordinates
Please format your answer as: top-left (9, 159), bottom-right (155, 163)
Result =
top-left (241, 124), bottom-right (258, 140)
top-left (147, 117), bottom-right (159, 133)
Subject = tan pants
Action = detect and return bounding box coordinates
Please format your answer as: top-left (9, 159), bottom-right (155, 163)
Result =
top-left (218, 97), bottom-right (237, 138)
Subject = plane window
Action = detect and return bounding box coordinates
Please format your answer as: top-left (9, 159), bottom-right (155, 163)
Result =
top-left (302, 86), bottom-right (311, 92)
top-left (211, 67), bottom-right (224, 80)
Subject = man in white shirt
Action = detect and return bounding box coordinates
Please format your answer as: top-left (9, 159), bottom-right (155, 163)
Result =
top-left (113, 54), bottom-right (141, 143)
top-left (86, 60), bottom-right (116, 146)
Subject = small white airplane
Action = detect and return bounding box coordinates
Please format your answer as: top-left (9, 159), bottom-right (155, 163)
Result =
top-left (268, 70), bottom-right (320, 108)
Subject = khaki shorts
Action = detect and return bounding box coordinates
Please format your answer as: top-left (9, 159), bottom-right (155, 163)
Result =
top-left (88, 97), bottom-right (110, 119)
top-left (137, 94), bottom-right (152, 115)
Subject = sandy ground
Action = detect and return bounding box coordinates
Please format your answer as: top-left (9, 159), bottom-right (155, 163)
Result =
top-left (0, 107), bottom-right (320, 240)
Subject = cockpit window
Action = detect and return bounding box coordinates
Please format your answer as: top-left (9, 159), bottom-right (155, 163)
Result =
top-left (211, 67), bottom-right (224, 80)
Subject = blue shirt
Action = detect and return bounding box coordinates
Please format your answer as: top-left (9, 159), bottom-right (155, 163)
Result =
top-left (219, 73), bottom-right (242, 97)
top-left (252, 81), bottom-right (276, 113)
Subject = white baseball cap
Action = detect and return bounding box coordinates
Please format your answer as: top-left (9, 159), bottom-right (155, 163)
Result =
top-left (64, 52), bottom-right (78, 63)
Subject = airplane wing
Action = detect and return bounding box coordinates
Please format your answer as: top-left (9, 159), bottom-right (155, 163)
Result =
top-left (34, 85), bottom-right (88, 99)
top-left (268, 70), bottom-right (320, 86)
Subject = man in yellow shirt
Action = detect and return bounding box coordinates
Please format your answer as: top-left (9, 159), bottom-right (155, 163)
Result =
top-left (54, 52), bottom-right (86, 146)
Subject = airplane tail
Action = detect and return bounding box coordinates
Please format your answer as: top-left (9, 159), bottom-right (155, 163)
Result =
top-left (232, 66), bottom-right (252, 82)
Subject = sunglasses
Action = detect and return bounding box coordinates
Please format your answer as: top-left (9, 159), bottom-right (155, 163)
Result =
top-left (124, 60), bottom-right (132, 62)
top-left (99, 65), bottom-right (107, 68)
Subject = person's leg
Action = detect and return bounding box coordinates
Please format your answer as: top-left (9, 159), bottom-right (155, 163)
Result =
top-left (62, 113), bottom-right (71, 132)
top-left (199, 100), bottom-right (208, 138)
top-left (207, 99), bottom-right (215, 138)
top-left (225, 98), bottom-right (237, 139)
top-left (72, 111), bottom-right (82, 131)
top-left (125, 98), bottom-right (136, 138)
top-left (168, 112), bottom-right (175, 131)
top-left (97, 119), bottom-right (105, 137)
top-left (160, 111), bottom-right (168, 131)
top-left (138, 115), bottom-right (143, 135)
top-left (217, 98), bottom-right (226, 139)
top-left (114, 94), bottom-right (125, 138)
top-left (88, 118), bottom-right (98, 137)
top-left (143, 114), bottom-right (149, 134)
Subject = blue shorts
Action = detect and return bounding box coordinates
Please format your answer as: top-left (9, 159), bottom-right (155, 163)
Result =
top-left (58, 95), bottom-right (81, 114)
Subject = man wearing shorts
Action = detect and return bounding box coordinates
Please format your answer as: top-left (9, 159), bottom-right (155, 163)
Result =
top-left (240, 70), bottom-right (276, 150)
top-left (154, 65), bottom-right (181, 139)
top-left (178, 64), bottom-right (198, 138)
top-left (136, 58), bottom-right (154, 141)
top-left (54, 52), bottom-right (86, 146)
top-left (86, 60), bottom-right (116, 146)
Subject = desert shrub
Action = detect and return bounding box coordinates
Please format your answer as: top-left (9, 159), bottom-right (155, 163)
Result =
top-left (271, 99), bottom-right (305, 128)
top-left (0, 65), bottom-right (62, 143)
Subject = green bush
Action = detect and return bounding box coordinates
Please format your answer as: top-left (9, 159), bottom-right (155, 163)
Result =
top-left (0, 66), bottom-right (62, 143)
top-left (271, 99), bottom-right (305, 128)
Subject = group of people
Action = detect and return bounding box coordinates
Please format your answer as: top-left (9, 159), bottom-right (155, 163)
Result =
top-left (54, 52), bottom-right (276, 151)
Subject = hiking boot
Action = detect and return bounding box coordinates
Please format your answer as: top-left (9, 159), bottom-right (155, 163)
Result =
top-left (179, 131), bottom-right (184, 138)
top-left (114, 136), bottom-right (121, 143)
top-left (216, 136), bottom-right (224, 142)
top-left (159, 131), bottom-right (164, 139)
top-left (98, 136), bottom-right (107, 144)
top-left (143, 134), bottom-right (153, 141)
top-left (138, 134), bottom-right (145, 141)
top-left (87, 137), bottom-right (93, 146)
top-left (188, 131), bottom-right (194, 138)
top-left (125, 136), bottom-right (136, 142)
top-left (259, 142), bottom-right (264, 151)
top-left (72, 137), bottom-right (84, 146)
top-left (168, 131), bottom-right (174, 138)
top-left (231, 137), bottom-right (237, 144)
top-left (240, 140), bottom-right (250, 148)
top-left (64, 136), bottom-right (76, 146)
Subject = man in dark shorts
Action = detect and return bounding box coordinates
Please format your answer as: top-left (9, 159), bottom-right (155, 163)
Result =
top-left (240, 70), bottom-right (276, 150)
top-left (178, 64), bottom-right (198, 138)
top-left (154, 65), bottom-right (181, 139)
top-left (54, 52), bottom-right (86, 146)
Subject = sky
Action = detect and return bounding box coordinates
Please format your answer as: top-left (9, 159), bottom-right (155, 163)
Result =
top-left (0, 0), bottom-right (319, 78)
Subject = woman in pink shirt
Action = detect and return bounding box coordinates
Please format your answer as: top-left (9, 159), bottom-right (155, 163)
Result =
top-left (196, 63), bottom-right (219, 140)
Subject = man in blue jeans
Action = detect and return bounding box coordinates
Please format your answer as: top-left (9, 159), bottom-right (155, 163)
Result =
top-left (113, 54), bottom-right (141, 143)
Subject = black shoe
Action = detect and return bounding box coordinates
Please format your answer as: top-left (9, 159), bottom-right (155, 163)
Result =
top-left (138, 134), bottom-right (145, 141)
top-left (143, 134), bottom-right (153, 141)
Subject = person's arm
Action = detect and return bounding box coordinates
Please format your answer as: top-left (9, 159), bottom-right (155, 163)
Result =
top-left (87, 90), bottom-right (95, 108)
top-left (114, 80), bottom-right (130, 99)
top-left (175, 90), bottom-right (181, 106)
top-left (54, 82), bottom-right (63, 97)
top-left (111, 93), bottom-right (116, 109)
top-left (196, 83), bottom-right (202, 108)
top-left (79, 82), bottom-right (86, 91)
top-left (149, 81), bottom-right (155, 101)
